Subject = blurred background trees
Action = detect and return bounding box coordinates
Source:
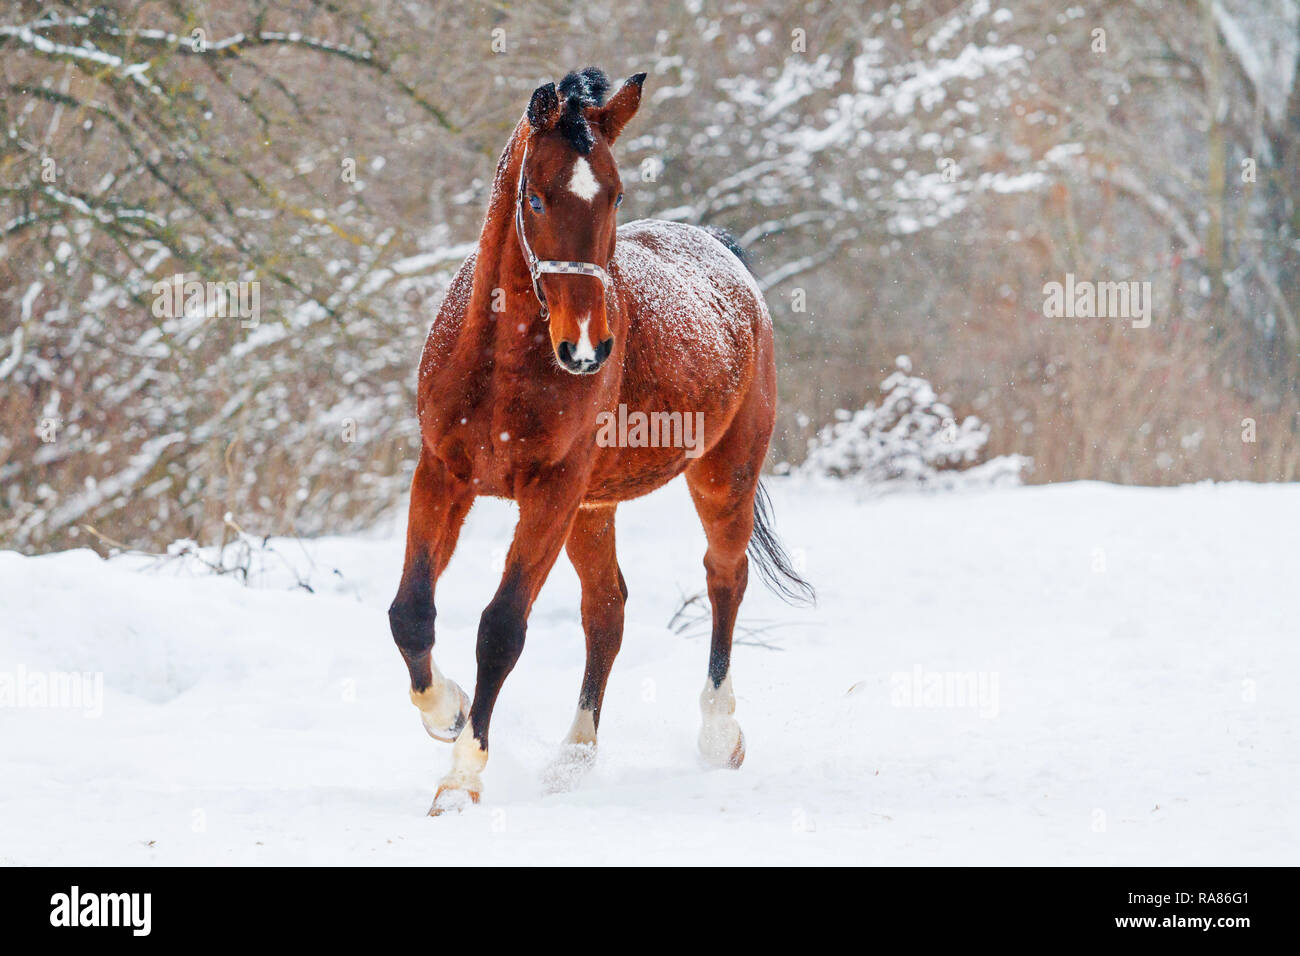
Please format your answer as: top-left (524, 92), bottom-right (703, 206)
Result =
top-left (2, 0), bottom-right (1297, 553)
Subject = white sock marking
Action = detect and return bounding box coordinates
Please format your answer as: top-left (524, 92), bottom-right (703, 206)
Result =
top-left (565, 708), bottom-right (597, 746)
top-left (699, 672), bottom-right (742, 766)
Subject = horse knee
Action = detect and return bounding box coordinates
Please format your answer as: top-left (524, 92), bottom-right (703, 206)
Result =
top-left (388, 598), bottom-right (434, 659)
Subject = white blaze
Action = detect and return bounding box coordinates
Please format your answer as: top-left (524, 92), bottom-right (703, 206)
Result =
top-left (573, 314), bottom-right (596, 361)
top-left (568, 157), bottom-right (600, 202)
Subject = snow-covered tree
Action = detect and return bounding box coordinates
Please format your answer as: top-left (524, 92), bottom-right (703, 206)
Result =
top-left (796, 356), bottom-right (1028, 490)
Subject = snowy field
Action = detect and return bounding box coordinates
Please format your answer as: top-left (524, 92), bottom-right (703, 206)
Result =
top-left (1, 479), bottom-right (1295, 866)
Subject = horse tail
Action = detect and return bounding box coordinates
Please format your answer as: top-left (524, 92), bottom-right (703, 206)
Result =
top-left (748, 481), bottom-right (816, 606)
top-left (703, 226), bottom-right (753, 273)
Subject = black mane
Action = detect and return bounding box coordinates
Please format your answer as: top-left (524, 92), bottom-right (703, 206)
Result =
top-left (556, 67), bottom-right (610, 155)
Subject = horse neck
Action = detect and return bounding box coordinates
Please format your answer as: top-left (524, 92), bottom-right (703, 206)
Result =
top-left (465, 121), bottom-right (540, 347)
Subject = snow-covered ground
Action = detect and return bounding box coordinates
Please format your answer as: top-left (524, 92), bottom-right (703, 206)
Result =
top-left (1, 479), bottom-right (1295, 865)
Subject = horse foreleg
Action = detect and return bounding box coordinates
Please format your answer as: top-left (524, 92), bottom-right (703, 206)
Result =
top-left (388, 452), bottom-right (474, 742)
top-left (431, 473), bottom-right (585, 813)
top-left (542, 504), bottom-right (626, 792)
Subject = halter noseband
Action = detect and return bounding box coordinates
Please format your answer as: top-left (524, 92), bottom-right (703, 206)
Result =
top-left (514, 141), bottom-right (614, 319)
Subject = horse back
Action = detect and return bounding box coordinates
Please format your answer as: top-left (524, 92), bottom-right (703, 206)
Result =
top-left (612, 219), bottom-right (771, 413)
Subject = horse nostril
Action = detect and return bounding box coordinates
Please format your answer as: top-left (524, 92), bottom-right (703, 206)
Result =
top-left (556, 338), bottom-right (607, 374)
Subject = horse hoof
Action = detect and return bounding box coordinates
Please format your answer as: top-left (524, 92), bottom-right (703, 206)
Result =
top-left (699, 717), bottom-right (745, 769)
top-left (413, 680), bottom-right (470, 743)
top-left (727, 728), bottom-right (746, 769)
top-left (428, 781), bottom-right (481, 816)
top-left (541, 742), bottom-right (597, 794)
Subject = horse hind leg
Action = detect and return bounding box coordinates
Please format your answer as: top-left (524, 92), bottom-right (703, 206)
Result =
top-left (388, 452), bottom-right (473, 742)
top-left (544, 504), bottom-right (626, 793)
top-left (685, 453), bottom-right (759, 770)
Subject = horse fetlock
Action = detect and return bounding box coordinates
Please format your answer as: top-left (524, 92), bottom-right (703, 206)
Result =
top-left (698, 674), bottom-right (745, 769)
top-left (430, 724), bottom-right (489, 809)
top-left (565, 707), bottom-right (598, 747)
top-left (542, 711), bottom-right (600, 790)
top-left (699, 672), bottom-right (736, 716)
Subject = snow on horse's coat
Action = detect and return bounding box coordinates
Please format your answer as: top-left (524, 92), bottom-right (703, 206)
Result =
top-left (614, 219), bottom-right (762, 398)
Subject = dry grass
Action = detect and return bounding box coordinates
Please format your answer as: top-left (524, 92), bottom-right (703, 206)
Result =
top-left (774, 297), bottom-right (1298, 486)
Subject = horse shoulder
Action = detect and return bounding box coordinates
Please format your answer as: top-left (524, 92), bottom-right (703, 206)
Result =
top-left (416, 253), bottom-right (485, 447)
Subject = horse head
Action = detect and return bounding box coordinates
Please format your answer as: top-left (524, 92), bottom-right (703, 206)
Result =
top-left (517, 68), bottom-right (644, 375)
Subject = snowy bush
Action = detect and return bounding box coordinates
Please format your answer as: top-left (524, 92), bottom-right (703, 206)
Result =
top-left (795, 357), bottom-right (1028, 490)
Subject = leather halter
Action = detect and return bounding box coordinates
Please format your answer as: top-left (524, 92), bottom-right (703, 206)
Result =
top-left (514, 141), bottom-right (614, 319)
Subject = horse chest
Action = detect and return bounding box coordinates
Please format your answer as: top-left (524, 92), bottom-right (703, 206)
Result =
top-left (423, 363), bottom-right (602, 494)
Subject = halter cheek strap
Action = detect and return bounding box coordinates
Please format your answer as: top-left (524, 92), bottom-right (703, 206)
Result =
top-left (515, 142), bottom-right (614, 319)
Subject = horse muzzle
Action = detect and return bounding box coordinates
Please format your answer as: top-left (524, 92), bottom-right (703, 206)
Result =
top-left (557, 335), bottom-right (614, 375)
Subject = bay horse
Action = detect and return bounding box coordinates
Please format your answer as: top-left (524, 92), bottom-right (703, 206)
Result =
top-left (388, 68), bottom-right (813, 814)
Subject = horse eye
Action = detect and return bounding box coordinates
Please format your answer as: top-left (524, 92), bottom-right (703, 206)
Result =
top-left (614, 193), bottom-right (624, 208)
top-left (529, 194), bottom-right (544, 213)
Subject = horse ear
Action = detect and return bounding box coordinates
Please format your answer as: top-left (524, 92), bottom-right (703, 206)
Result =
top-left (527, 82), bottom-right (559, 132)
top-left (595, 72), bottom-right (646, 143)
